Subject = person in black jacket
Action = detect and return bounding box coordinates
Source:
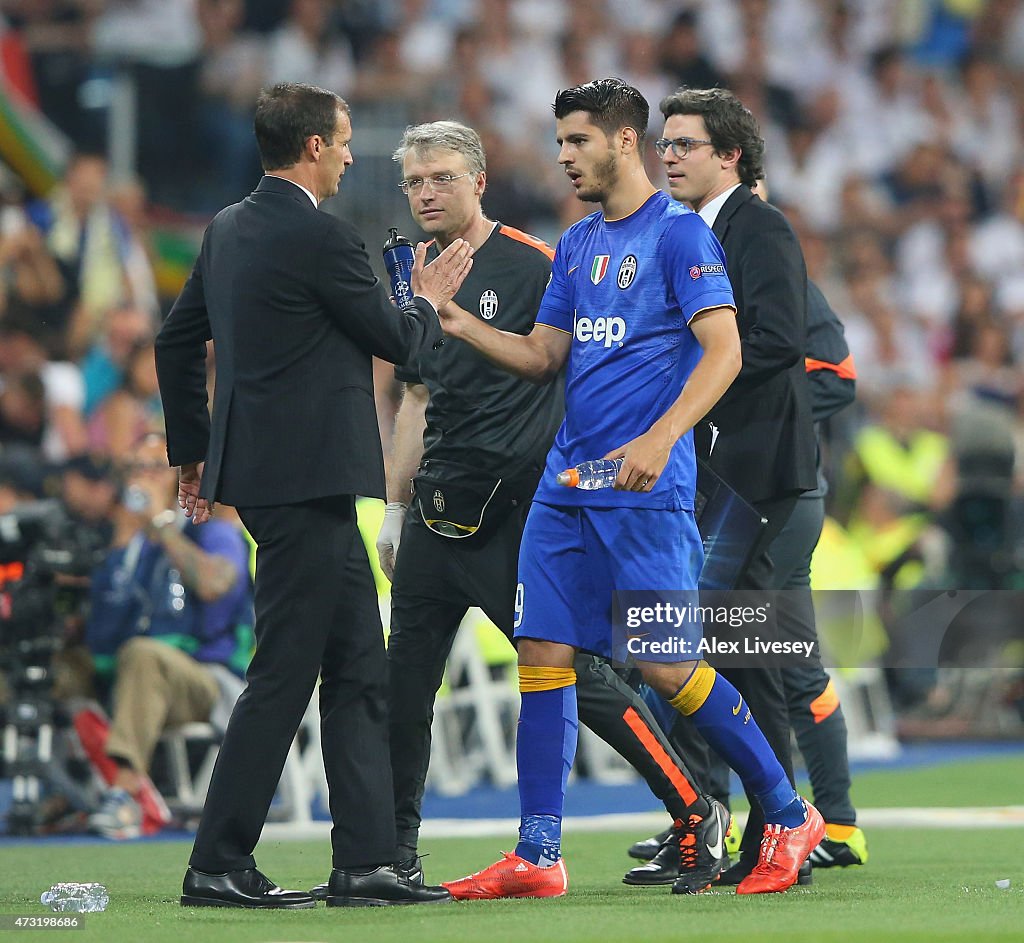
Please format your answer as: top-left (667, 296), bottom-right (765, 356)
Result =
top-left (656, 86), bottom-right (818, 884)
top-left (773, 281), bottom-right (867, 869)
top-left (155, 82), bottom-right (472, 909)
top-left (627, 280), bottom-right (868, 877)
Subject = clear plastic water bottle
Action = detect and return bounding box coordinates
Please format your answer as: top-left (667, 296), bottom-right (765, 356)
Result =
top-left (40, 883), bottom-right (109, 913)
top-left (556, 458), bottom-right (624, 490)
top-left (383, 227), bottom-right (417, 311)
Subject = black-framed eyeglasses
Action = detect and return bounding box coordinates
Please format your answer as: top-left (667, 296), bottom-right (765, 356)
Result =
top-left (398, 172), bottom-right (472, 195)
top-left (654, 137), bottom-right (714, 159)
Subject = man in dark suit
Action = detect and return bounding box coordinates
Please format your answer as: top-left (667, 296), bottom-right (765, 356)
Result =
top-left (155, 83), bottom-right (472, 909)
top-left (655, 87), bottom-right (818, 883)
top-left (624, 279), bottom-right (866, 881)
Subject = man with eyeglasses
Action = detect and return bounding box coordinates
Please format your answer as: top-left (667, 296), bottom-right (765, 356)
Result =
top-left (643, 86), bottom-right (820, 888)
top-left (374, 121), bottom-right (562, 887)
top-left (84, 433), bottom-right (254, 840)
top-left (437, 79), bottom-right (823, 900)
top-left (332, 120), bottom-right (731, 897)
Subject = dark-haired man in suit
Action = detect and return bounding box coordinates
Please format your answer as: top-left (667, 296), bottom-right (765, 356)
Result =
top-left (156, 82), bottom-right (472, 909)
top-left (655, 86), bottom-right (819, 885)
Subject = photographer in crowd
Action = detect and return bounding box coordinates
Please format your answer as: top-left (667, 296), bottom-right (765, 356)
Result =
top-left (84, 433), bottom-right (253, 839)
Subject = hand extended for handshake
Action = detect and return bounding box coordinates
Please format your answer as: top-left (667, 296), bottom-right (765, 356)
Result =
top-left (410, 239), bottom-right (474, 312)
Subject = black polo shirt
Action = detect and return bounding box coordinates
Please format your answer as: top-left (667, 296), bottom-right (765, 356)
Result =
top-left (396, 223), bottom-right (564, 476)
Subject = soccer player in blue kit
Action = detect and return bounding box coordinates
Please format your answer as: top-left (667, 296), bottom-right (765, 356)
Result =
top-left (437, 79), bottom-right (824, 898)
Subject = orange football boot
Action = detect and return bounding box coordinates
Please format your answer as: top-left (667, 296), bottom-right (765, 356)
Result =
top-left (736, 800), bottom-right (825, 895)
top-left (443, 852), bottom-right (568, 900)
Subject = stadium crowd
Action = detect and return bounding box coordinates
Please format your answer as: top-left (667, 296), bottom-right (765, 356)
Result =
top-left (1, 0), bottom-right (1023, 835)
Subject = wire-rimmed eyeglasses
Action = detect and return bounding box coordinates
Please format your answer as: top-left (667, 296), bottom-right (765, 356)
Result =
top-left (654, 137), bottom-right (714, 159)
top-left (398, 172), bottom-right (472, 195)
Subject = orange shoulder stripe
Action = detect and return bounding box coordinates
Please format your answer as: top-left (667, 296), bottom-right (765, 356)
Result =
top-left (499, 224), bottom-right (555, 260)
top-left (805, 353), bottom-right (857, 380)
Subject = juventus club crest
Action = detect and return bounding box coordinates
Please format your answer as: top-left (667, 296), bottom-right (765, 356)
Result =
top-left (591, 254), bottom-right (610, 284)
top-left (479, 289), bottom-right (499, 319)
top-left (617, 255), bottom-right (637, 289)
top-left (433, 490), bottom-right (445, 513)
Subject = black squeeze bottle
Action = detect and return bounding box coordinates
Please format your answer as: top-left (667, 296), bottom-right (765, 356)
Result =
top-left (382, 228), bottom-right (416, 311)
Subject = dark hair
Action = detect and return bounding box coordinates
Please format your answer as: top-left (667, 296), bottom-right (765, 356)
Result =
top-left (958, 49), bottom-right (995, 78)
top-left (254, 83), bottom-right (349, 172)
top-left (669, 10), bottom-right (697, 30)
top-left (553, 77), bottom-right (649, 143)
top-left (11, 371), bottom-right (45, 405)
top-left (63, 451), bottom-right (114, 483)
top-left (870, 45), bottom-right (902, 77)
top-left (659, 87), bottom-right (765, 188)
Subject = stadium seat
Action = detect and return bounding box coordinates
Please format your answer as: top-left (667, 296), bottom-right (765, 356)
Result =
top-left (159, 722), bottom-right (221, 812)
top-left (157, 672), bottom-right (322, 821)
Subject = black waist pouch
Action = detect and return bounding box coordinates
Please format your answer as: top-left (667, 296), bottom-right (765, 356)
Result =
top-left (413, 458), bottom-right (538, 539)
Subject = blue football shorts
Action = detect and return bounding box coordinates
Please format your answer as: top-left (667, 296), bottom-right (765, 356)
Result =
top-left (513, 502), bottom-right (704, 663)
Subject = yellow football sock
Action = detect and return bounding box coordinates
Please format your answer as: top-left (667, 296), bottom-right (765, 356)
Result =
top-left (519, 665), bottom-right (576, 693)
top-left (668, 661), bottom-right (716, 715)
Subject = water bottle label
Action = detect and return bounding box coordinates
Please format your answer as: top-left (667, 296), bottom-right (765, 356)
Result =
top-left (558, 457), bottom-right (624, 490)
top-left (383, 230), bottom-right (417, 311)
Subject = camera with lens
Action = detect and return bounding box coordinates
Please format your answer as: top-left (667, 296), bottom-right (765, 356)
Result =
top-left (0, 500), bottom-right (107, 833)
top-left (0, 499), bottom-right (105, 641)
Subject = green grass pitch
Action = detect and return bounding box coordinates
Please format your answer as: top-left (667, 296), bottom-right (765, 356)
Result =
top-left (2, 755), bottom-right (1021, 943)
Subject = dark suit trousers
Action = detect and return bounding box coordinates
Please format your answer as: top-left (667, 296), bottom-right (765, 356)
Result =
top-left (670, 494), bottom-right (798, 861)
top-left (189, 495), bottom-right (396, 872)
top-left (771, 495), bottom-right (856, 826)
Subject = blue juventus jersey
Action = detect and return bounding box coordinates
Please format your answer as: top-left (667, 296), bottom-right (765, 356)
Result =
top-left (533, 190), bottom-right (735, 510)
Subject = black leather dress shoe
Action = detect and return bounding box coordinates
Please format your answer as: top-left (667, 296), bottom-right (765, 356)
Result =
top-left (325, 864), bottom-right (451, 907)
top-left (717, 856), bottom-right (813, 886)
top-left (310, 855), bottom-right (424, 900)
top-left (627, 826), bottom-right (673, 861)
top-left (181, 867), bottom-right (316, 908)
top-left (623, 829), bottom-right (682, 885)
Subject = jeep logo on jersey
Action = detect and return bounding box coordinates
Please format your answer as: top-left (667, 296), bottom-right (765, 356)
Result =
top-left (479, 289), bottom-right (498, 319)
top-left (591, 255), bottom-right (610, 284)
top-left (575, 315), bottom-right (626, 348)
top-left (433, 490), bottom-right (445, 513)
top-left (617, 255), bottom-right (637, 289)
